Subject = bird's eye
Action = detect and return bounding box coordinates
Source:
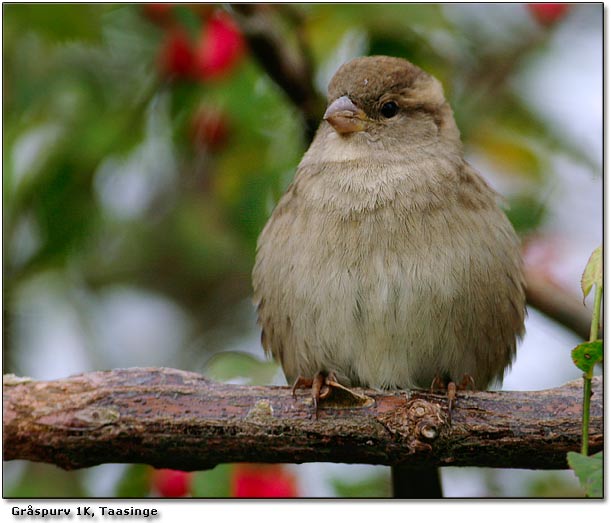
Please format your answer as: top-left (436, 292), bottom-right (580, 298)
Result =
top-left (380, 101), bottom-right (399, 118)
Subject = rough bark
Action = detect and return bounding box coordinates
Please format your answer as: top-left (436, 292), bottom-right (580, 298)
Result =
top-left (3, 368), bottom-right (602, 471)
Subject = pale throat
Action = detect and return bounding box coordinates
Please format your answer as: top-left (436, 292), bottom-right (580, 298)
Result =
top-left (308, 128), bottom-right (401, 165)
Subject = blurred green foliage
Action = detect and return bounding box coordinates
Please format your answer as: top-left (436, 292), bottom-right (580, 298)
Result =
top-left (4, 463), bottom-right (88, 498)
top-left (567, 451), bottom-right (603, 498)
top-left (331, 470), bottom-right (391, 498)
top-left (115, 464), bottom-right (152, 497)
top-left (2, 3), bottom-right (601, 499)
top-left (191, 464), bottom-right (232, 498)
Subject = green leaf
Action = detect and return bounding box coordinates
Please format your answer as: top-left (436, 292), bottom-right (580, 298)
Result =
top-left (191, 464), bottom-right (232, 498)
top-left (505, 193), bottom-right (546, 234)
top-left (567, 451), bottom-right (603, 498)
top-left (472, 129), bottom-right (544, 183)
top-left (173, 5), bottom-right (202, 39)
top-left (571, 340), bottom-right (603, 374)
top-left (331, 471), bottom-right (391, 498)
top-left (484, 93), bottom-right (601, 176)
top-left (4, 4), bottom-right (105, 43)
top-left (4, 462), bottom-right (87, 497)
top-left (581, 245), bottom-right (602, 299)
top-left (115, 464), bottom-right (152, 497)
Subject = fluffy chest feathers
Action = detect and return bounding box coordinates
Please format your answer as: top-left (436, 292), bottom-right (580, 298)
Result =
top-left (295, 131), bottom-right (463, 217)
top-left (253, 143), bottom-right (524, 390)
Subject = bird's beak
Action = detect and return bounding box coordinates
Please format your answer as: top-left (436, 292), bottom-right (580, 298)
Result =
top-left (323, 96), bottom-right (367, 134)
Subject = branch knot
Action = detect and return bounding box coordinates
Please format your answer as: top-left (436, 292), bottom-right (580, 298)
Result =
top-left (377, 396), bottom-right (448, 454)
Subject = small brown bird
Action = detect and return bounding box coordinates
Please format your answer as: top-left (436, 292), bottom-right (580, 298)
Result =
top-left (252, 56), bottom-right (526, 497)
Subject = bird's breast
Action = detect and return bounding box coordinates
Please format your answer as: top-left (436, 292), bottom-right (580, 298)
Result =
top-left (295, 153), bottom-right (461, 219)
top-left (258, 200), bottom-right (468, 388)
top-left (254, 156), bottom-right (521, 390)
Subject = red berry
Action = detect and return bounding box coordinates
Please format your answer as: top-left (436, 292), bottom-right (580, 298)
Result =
top-left (231, 464), bottom-right (298, 498)
top-left (194, 12), bottom-right (246, 80)
top-left (190, 106), bottom-right (231, 151)
top-left (157, 28), bottom-right (195, 80)
top-left (527, 4), bottom-right (571, 26)
top-left (151, 469), bottom-right (192, 497)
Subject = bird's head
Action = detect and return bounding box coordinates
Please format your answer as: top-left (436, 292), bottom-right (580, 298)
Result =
top-left (322, 56), bottom-right (459, 149)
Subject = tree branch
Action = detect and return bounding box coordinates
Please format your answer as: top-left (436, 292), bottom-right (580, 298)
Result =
top-left (524, 269), bottom-right (593, 341)
top-left (229, 4), bottom-right (325, 142)
top-left (3, 368), bottom-right (602, 471)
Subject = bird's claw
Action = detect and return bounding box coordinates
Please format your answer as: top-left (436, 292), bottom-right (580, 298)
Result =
top-left (430, 374), bottom-right (476, 424)
top-left (292, 371), bottom-right (371, 419)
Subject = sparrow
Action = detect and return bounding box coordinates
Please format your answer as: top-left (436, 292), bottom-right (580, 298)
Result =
top-left (252, 56), bottom-right (526, 497)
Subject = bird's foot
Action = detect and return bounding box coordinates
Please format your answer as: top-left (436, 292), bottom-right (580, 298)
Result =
top-left (292, 371), bottom-right (371, 418)
top-left (430, 374), bottom-right (475, 424)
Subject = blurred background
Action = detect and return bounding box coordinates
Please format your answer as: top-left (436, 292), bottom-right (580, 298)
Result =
top-left (2, 3), bottom-right (602, 498)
